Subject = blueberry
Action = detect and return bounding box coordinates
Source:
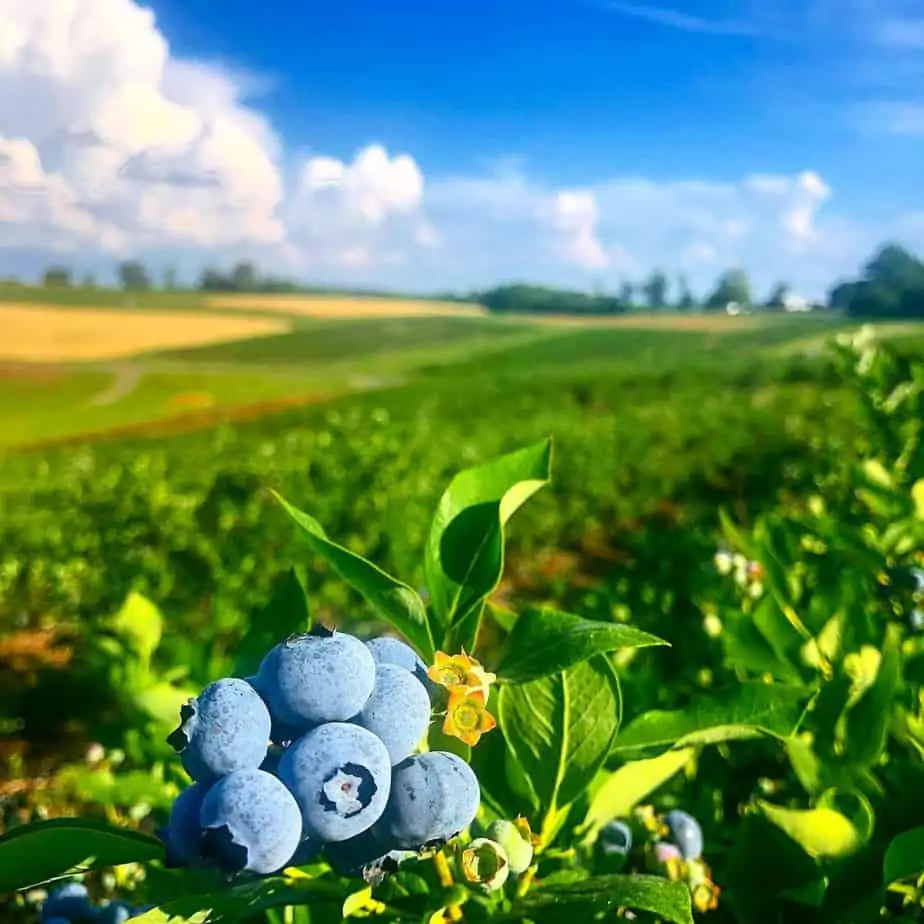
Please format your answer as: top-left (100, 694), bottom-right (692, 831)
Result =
top-left (161, 782), bottom-right (210, 867)
top-left (373, 752), bottom-right (480, 850)
top-left (260, 745), bottom-right (286, 776)
top-left (598, 820), bottom-right (633, 858)
top-left (461, 838), bottom-right (509, 893)
top-left (487, 819), bottom-right (533, 874)
top-left (42, 882), bottom-right (94, 923)
top-left (278, 722), bottom-right (392, 843)
top-left (199, 769), bottom-right (302, 875)
top-left (325, 829), bottom-right (391, 876)
top-left (96, 901), bottom-right (136, 924)
top-left (366, 636), bottom-right (437, 697)
top-left (353, 663), bottom-right (431, 764)
top-left (167, 678), bottom-right (271, 783)
top-left (663, 810), bottom-right (703, 860)
top-left (256, 633), bottom-right (376, 729)
top-left (325, 830), bottom-right (414, 879)
top-left (290, 836), bottom-right (323, 866)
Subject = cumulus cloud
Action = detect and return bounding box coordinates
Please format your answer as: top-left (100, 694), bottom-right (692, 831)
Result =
top-left (0, 0), bottom-right (284, 255)
top-left (549, 191), bottom-right (610, 270)
top-left (0, 0), bottom-right (919, 297)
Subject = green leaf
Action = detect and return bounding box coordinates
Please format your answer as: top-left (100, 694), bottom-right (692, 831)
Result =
top-left (271, 491), bottom-right (432, 659)
top-left (581, 749), bottom-right (694, 840)
top-left (611, 682), bottom-right (813, 760)
top-left (109, 592), bottom-right (162, 669)
top-left (724, 814), bottom-right (824, 924)
top-left (425, 439), bottom-right (552, 648)
top-left (518, 874), bottom-right (693, 924)
top-left (498, 655), bottom-right (620, 825)
top-left (0, 819), bottom-right (163, 893)
top-left (232, 568), bottom-right (311, 678)
top-left (495, 607), bottom-right (666, 683)
top-left (884, 827), bottom-right (924, 884)
top-left (844, 623), bottom-right (902, 768)
top-left (757, 801), bottom-right (861, 860)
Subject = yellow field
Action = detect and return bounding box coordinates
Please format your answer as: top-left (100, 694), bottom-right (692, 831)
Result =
top-left (203, 293), bottom-right (489, 319)
top-left (0, 304), bottom-right (290, 362)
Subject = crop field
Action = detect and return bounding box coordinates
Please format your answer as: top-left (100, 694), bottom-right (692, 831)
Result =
top-left (2, 299), bottom-right (924, 924)
top-left (0, 303), bottom-right (290, 363)
top-left (202, 292), bottom-right (489, 319)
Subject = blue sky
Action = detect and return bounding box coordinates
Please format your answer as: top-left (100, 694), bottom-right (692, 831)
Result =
top-left (1, 0), bottom-right (922, 298)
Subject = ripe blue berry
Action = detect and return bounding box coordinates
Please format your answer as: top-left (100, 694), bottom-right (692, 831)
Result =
top-left (366, 635), bottom-right (438, 698)
top-left (278, 722), bottom-right (392, 843)
top-left (373, 751), bottom-right (479, 849)
top-left (598, 820), bottom-right (633, 858)
top-left (167, 678), bottom-right (271, 783)
top-left (96, 901), bottom-right (137, 924)
top-left (663, 810), bottom-right (703, 860)
top-left (162, 782), bottom-right (210, 867)
top-left (42, 882), bottom-right (93, 923)
top-left (353, 663), bottom-right (431, 764)
top-left (199, 769), bottom-right (302, 875)
top-left (256, 632), bottom-right (376, 729)
top-left (325, 829), bottom-right (414, 878)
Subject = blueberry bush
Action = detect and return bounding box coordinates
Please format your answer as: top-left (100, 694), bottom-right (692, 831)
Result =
top-left (2, 326), bottom-right (924, 923)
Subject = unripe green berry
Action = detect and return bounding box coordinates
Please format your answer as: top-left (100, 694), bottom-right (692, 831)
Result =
top-left (461, 838), bottom-right (509, 893)
top-left (487, 819), bottom-right (534, 875)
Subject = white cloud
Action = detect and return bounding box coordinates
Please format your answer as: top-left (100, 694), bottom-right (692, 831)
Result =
top-left (592, 0), bottom-right (759, 36)
top-left (0, 0), bottom-right (921, 299)
top-left (549, 191), bottom-right (610, 270)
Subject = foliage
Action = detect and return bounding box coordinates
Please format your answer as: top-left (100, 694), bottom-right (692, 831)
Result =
top-left (830, 244), bottom-right (924, 319)
top-left (477, 283), bottom-right (629, 315)
top-left (704, 269), bottom-right (751, 310)
top-left (3, 323), bottom-right (924, 922)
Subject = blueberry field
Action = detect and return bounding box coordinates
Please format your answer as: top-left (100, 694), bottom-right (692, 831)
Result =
top-left (3, 312), bottom-right (924, 924)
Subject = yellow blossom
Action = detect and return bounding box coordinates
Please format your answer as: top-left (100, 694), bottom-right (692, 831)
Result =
top-left (443, 688), bottom-right (497, 747)
top-left (427, 650), bottom-right (496, 698)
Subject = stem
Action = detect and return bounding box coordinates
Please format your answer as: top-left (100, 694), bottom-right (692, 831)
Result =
top-left (434, 850), bottom-right (455, 889)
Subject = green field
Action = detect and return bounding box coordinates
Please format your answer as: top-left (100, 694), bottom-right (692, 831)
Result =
top-left (3, 304), bottom-right (924, 923)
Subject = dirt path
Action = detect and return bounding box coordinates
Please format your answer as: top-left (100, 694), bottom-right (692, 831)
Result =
top-left (89, 362), bottom-right (144, 406)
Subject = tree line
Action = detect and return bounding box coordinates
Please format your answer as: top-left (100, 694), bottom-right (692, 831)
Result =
top-left (25, 242), bottom-right (924, 319)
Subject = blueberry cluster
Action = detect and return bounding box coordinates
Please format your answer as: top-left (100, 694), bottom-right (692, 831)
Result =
top-left (161, 629), bottom-right (480, 879)
top-left (39, 882), bottom-right (150, 924)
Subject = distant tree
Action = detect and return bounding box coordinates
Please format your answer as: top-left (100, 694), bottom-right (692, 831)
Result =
top-left (163, 267), bottom-right (178, 291)
top-left (118, 260), bottom-right (152, 291)
top-left (478, 284), bottom-right (626, 316)
top-left (642, 270), bottom-right (669, 310)
top-left (765, 281), bottom-right (791, 311)
top-left (619, 281), bottom-right (634, 307)
top-left (199, 268), bottom-right (231, 291)
top-left (676, 274), bottom-right (696, 311)
top-left (230, 261), bottom-right (258, 291)
top-left (705, 269), bottom-right (751, 311)
top-left (81, 274), bottom-right (96, 288)
top-left (828, 243), bottom-right (924, 318)
top-left (865, 243), bottom-right (924, 292)
top-left (42, 266), bottom-right (72, 287)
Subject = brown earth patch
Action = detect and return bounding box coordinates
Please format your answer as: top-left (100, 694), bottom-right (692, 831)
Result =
top-left (17, 390), bottom-right (339, 452)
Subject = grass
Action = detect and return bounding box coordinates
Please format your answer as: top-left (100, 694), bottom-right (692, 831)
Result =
top-left (0, 370), bottom-right (327, 450)
top-left (1, 301), bottom-right (920, 454)
top-left (154, 315), bottom-right (532, 366)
